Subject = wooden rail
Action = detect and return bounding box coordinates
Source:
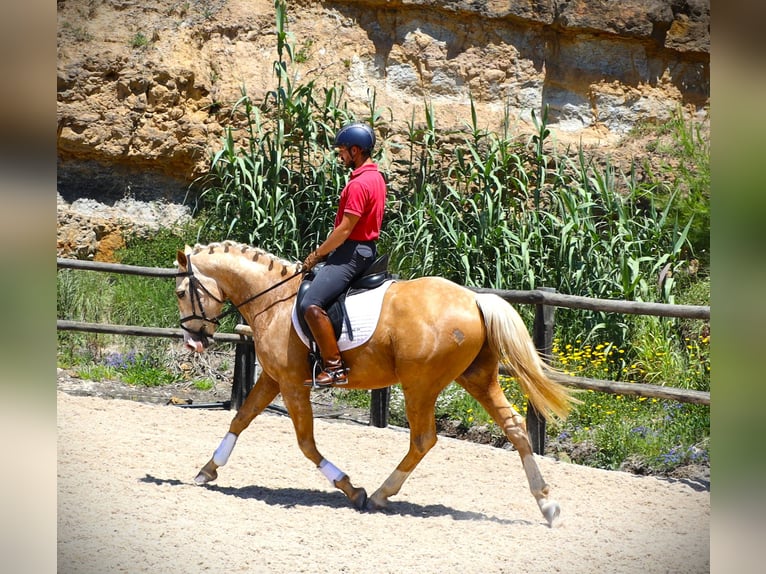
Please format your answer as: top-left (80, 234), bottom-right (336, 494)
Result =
top-left (57, 258), bottom-right (710, 318)
top-left (57, 258), bottom-right (710, 451)
top-left (470, 287), bottom-right (709, 320)
top-left (56, 320), bottom-right (247, 344)
top-left (232, 324), bottom-right (711, 406)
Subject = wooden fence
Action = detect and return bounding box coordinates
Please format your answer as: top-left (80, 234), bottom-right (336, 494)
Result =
top-left (56, 258), bottom-right (710, 453)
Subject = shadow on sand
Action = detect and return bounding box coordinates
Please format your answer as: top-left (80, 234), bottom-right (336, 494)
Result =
top-left (140, 473), bottom-right (536, 526)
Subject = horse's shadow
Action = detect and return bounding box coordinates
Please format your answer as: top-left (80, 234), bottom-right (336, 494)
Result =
top-left (656, 474), bottom-right (710, 493)
top-left (140, 474), bottom-right (534, 526)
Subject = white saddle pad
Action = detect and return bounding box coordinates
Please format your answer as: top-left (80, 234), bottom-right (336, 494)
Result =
top-left (292, 280), bottom-right (395, 351)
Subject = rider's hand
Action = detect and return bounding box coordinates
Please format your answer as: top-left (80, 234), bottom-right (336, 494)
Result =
top-left (302, 250), bottom-right (322, 271)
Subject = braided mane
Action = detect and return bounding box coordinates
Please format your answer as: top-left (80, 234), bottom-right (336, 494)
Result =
top-left (190, 241), bottom-right (299, 276)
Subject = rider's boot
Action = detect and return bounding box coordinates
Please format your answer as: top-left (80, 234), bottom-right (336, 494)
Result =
top-left (304, 305), bottom-right (348, 386)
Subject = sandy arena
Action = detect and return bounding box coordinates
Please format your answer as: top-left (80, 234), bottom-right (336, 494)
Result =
top-left (57, 391), bottom-right (709, 573)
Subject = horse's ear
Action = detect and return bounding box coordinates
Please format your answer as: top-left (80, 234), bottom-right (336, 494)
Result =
top-left (176, 250), bottom-right (188, 269)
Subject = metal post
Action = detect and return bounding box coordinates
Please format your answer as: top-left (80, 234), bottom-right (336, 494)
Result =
top-left (528, 287), bottom-right (556, 454)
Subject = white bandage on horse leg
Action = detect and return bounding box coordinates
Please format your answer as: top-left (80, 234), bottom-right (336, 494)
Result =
top-left (318, 458), bottom-right (345, 485)
top-left (212, 432), bottom-right (238, 466)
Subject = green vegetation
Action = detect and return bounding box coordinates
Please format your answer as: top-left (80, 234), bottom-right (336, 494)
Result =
top-left (56, 224), bottom-right (232, 389)
top-left (193, 379), bottom-right (216, 391)
top-left (546, 333), bottom-right (709, 471)
top-left (130, 32), bottom-right (149, 48)
top-left (632, 109), bottom-right (710, 266)
top-left (57, 0), bottom-right (709, 477)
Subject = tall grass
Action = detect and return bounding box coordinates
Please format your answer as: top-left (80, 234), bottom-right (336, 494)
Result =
top-left (633, 108), bottom-right (710, 266)
top-left (187, 1), bottom-right (391, 259)
top-left (56, 225), bottom-right (231, 386)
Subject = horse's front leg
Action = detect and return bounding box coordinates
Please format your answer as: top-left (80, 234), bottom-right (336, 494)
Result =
top-left (280, 386), bottom-right (368, 510)
top-left (194, 371), bottom-right (280, 485)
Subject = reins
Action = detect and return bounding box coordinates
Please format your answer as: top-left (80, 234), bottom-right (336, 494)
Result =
top-left (178, 254), bottom-right (303, 341)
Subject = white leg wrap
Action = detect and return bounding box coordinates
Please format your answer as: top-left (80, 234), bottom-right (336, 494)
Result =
top-left (318, 458), bottom-right (345, 485)
top-left (212, 432), bottom-right (238, 466)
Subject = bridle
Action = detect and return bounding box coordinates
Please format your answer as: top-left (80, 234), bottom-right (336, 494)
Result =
top-left (178, 254), bottom-right (303, 346)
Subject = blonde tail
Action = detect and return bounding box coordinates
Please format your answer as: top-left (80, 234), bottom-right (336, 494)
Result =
top-left (476, 293), bottom-right (575, 421)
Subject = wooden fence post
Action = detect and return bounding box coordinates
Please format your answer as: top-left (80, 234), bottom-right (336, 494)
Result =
top-left (528, 287), bottom-right (556, 454)
top-left (231, 340), bottom-right (256, 410)
top-left (231, 317), bottom-right (256, 410)
top-left (370, 388), bottom-right (390, 428)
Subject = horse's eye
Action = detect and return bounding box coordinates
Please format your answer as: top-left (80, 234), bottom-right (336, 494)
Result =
top-left (176, 291), bottom-right (186, 299)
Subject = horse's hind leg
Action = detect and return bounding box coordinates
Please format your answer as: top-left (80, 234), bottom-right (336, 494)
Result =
top-left (457, 352), bottom-right (561, 526)
top-left (368, 383), bottom-right (442, 510)
top-left (194, 371), bottom-right (280, 485)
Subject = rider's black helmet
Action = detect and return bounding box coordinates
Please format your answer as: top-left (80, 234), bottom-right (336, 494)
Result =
top-left (333, 122), bottom-right (376, 153)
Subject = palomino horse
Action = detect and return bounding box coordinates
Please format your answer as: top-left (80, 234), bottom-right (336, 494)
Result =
top-left (175, 241), bottom-right (575, 526)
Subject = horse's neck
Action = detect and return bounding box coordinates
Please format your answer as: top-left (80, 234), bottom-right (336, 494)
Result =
top-left (193, 247), bottom-right (299, 332)
top-left (191, 252), bottom-right (249, 295)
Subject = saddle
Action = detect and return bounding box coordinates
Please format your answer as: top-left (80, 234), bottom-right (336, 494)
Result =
top-left (296, 254), bottom-right (393, 343)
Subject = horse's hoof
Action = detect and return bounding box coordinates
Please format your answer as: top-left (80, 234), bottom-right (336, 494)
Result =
top-left (349, 487), bottom-right (368, 510)
top-left (539, 499), bottom-right (561, 527)
top-left (194, 467), bottom-right (217, 485)
top-left (365, 494), bottom-right (388, 512)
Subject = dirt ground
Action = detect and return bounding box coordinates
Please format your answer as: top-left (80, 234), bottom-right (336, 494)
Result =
top-left (57, 384), bottom-right (709, 573)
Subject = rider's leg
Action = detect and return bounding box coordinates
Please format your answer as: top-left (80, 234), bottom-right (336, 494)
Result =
top-left (303, 304), bottom-right (347, 385)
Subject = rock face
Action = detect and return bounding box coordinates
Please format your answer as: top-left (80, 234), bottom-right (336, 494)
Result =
top-left (56, 0), bottom-right (709, 252)
top-left (56, 193), bottom-right (192, 261)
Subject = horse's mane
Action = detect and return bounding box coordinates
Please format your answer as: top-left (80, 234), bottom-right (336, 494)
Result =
top-left (189, 241), bottom-right (299, 276)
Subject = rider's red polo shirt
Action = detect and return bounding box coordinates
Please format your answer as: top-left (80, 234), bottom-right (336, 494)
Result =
top-left (334, 163), bottom-right (386, 242)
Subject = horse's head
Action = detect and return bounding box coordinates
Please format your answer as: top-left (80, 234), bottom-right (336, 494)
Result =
top-left (175, 248), bottom-right (226, 353)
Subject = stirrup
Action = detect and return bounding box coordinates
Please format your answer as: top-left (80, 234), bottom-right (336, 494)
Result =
top-left (304, 366), bottom-right (349, 388)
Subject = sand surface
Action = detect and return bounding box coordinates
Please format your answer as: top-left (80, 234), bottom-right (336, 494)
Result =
top-left (58, 391), bottom-right (709, 573)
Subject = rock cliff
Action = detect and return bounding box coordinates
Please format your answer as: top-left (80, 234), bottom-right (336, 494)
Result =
top-left (57, 0), bottom-right (709, 193)
top-left (56, 0), bottom-right (709, 258)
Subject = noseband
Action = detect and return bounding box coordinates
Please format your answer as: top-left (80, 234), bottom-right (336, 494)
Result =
top-left (178, 254), bottom-right (303, 345)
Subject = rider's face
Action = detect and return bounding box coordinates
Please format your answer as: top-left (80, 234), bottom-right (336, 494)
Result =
top-left (335, 145), bottom-right (355, 168)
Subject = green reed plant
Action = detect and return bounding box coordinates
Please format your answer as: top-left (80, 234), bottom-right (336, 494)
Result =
top-left (380, 99), bottom-right (695, 347)
top-left (190, 78), bottom-right (380, 259)
top-left (187, 0), bottom-right (397, 259)
top-left (634, 107), bottom-right (710, 265)
top-left (191, 1), bottom-right (704, 345)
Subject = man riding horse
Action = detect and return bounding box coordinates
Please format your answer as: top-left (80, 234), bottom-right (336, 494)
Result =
top-left (299, 122), bottom-right (388, 387)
